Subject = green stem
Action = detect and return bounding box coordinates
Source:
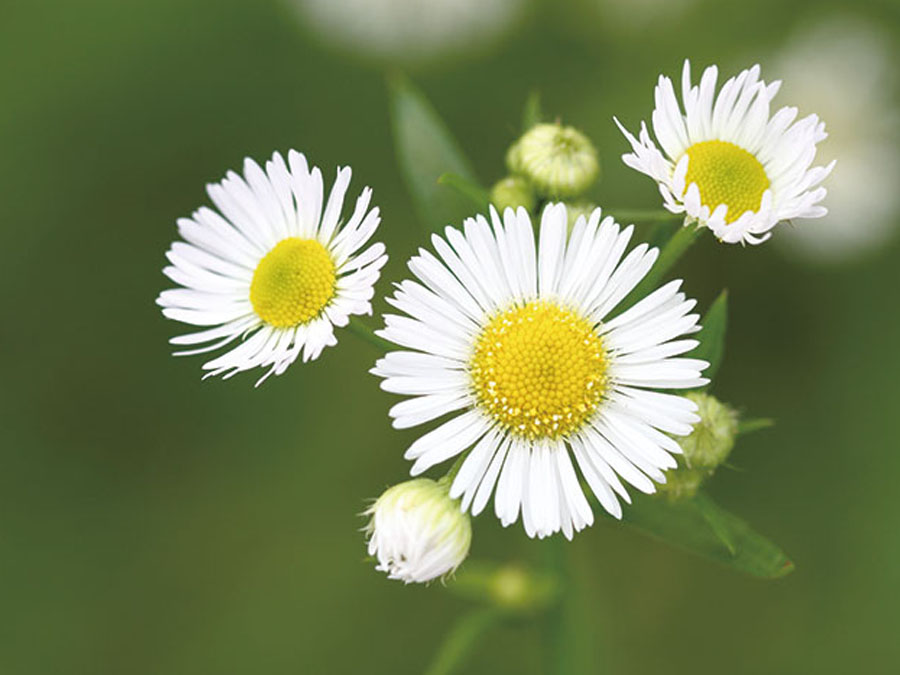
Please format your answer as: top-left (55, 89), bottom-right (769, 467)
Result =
top-left (424, 607), bottom-right (504, 675)
top-left (621, 223), bottom-right (702, 311)
top-left (607, 209), bottom-right (683, 223)
top-left (346, 316), bottom-right (393, 352)
top-left (544, 537), bottom-right (594, 675)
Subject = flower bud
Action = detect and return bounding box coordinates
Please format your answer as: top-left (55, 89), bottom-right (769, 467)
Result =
top-left (659, 392), bottom-right (739, 501)
top-left (364, 478), bottom-right (472, 584)
top-left (507, 123), bottom-right (599, 198)
top-left (490, 176), bottom-right (536, 213)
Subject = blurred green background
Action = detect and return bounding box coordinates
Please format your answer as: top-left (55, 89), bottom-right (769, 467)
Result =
top-left (3, 0), bottom-right (899, 673)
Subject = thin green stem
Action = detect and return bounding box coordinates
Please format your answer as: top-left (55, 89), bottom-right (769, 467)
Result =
top-left (621, 223), bottom-right (702, 311)
top-left (423, 607), bottom-right (504, 675)
top-left (607, 209), bottom-right (683, 223)
top-left (346, 316), bottom-right (393, 352)
top-left (543, 537), bottom-right (598, 675)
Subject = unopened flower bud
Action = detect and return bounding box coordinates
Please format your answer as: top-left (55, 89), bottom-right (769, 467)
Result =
top-left (490, 176), bottom-right (536, 213)
top-left (364, 478), bottom-right (472, 584)
top-left (659, 392), bottom-right (739, 501)
top-left (507, 123), bottom-right (599, 198)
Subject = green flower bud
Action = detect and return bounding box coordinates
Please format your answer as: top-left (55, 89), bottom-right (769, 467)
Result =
top-left (507, 123), bottom-right (599, 198)
top-left (659, 392), bottom-right (739, 501)
top-left (448, 562), bottom-right (560, 613)
top-left (490, 176), bottom-right (536, 213)
top-left (364, 478), bottom-right (472, 584)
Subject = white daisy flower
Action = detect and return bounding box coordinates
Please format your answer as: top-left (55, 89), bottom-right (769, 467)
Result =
top-left (616, 60), bottom-right (835, 245)
top-left (157, 151), bottom-right (388, 384)
top-left (372, 204), bottom-right (708, 540)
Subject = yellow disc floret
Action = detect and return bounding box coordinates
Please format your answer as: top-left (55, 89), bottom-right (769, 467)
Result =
top-left (469, 300), bottom-right (608, 440)
top-left (683, 140), bottom-right (770, 223)
top-left (249, 237), bottom-right (336, 327)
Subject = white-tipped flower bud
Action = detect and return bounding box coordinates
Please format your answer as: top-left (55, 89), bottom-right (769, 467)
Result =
top-left (659, 392), bottom-right (739, 501)
top-left (365, 478), bottom-right (472, 584)
top-left (507, 123), bottom-right (599, 198)
top-left (490, 175), bottom-right (536, 213)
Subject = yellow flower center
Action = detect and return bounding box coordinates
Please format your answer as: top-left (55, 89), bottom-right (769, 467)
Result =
top-left (684, 140), bottom-right (770, 223)
top-left (469, 300), bottom-right (608, 440)
top-left (249, 238), bottom-right (336, 327)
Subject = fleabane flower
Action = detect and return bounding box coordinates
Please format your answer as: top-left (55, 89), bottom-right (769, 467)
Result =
top-left (372, 204), bottom-right (708, 540)
top-left (616, 60), bottom-right (835, 245)
top-left (157, 151), bottom-right (387, 384)
top-left (365, 478), bottom-right (472, 584)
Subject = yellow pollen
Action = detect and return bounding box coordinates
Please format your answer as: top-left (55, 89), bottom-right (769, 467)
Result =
top-left (684, 140), bottom-right (770, 223)
top-left (469, 300), bottom-right (608, 440)
top-left (249, 237), bottom-right (336, 327)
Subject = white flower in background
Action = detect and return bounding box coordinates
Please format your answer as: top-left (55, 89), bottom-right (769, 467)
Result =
top-left (365, 478), bottom-right (472, 584)
top-left (616, 60), bottom-right (834, 245)
top-left (772, 16), bottom-right (900, 262)
top-left (372, 204), bottom-right (707, 540)
top-left (292, 0), bottom-right (526, 66)
top-left (157, 151), bottom-right (387, 384)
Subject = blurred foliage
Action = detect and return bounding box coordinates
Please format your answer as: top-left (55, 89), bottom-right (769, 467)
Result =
top-left (2, 0), bottom-right (900, 674)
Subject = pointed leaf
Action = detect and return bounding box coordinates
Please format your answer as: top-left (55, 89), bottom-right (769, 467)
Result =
top-left (692, 289), bottom-right (728, 381)
top-left (388, 74), bottom-right (480, 230)
top-left (438, 173), bottom-right (490, 212)
top-left (521, 90), bottom-right (543, 132)
top-left (738, 417), bottom-right (775, 435)
top-left (614, 490), bottom-right (794, 579)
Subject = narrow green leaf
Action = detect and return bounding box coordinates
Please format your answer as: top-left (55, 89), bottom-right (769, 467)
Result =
top-left (388, 74), bottom-right (480, 230)
top-left (692, 290), bottom-right (728, 381)
top-left (615, 491), bottom-right (794, 579)
top-left (438, 173), bottom-right (490, 212)
top-left (521, 89), bottom-right (543, 132)
top-left (695, 492), bottom-right (736, 554)
top-left (738, 418), bottom-right (775, 435)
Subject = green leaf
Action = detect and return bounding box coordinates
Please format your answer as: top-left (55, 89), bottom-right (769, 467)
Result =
top-left (616, 491), bottom-right (794, 579)
top-left (692, 289), bottom-right (728, 381)
top-left (388, 74), bottom-right (481, 231)
top-left (438, 173), bottom-right (490, 212)
top-left (521, 89), bottom-right (543, 132)
top-left (738, 417), bottom-right (775, 435)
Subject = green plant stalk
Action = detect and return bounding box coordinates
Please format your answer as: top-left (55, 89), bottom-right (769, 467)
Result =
top-left (607, 209), bottom-right (683, 223)
top-left (424, 607), bottom-right (504, 675)
top-left (346, 316), bottom-right (394, 352)
top-left (621, 223), bottom-right (702, 311)
top-left (543, 537), bottom-right (594, 675)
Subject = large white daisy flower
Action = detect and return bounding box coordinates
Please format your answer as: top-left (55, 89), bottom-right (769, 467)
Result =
top-left (616, 60), bottom-right (835, 245)
top-left (157, 151), bottom-right (387, 384)
top-left (372, 204), bottom-right (708, 540)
